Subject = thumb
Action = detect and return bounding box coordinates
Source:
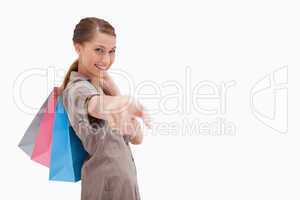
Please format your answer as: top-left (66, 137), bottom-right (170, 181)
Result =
top-left (134, 105), bottom-right (152, 128)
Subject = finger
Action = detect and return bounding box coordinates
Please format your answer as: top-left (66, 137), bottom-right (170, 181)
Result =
top-left (131, 101), bottom-right (145, 118)
top-left (127, 121), bottom-right (138, 137)
top-left (134, 108), bottom-right (152, 129)
top-left (141, 113), bottom-right (152, 128)
top-left (122, 118), bottom-right (134, 136)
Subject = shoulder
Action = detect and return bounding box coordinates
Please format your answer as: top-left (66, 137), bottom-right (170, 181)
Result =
top-left (63, 79), bottom-right (100, 100)
top-left (66, 79), bottom-right (95, 91)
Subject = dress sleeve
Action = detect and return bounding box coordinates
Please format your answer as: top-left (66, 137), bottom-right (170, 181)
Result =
top-left (62, 80), bottom-right (107, 156)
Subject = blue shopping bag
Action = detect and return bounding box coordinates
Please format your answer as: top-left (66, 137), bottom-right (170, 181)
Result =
top-left (49, 95), bottom-right (88, 182)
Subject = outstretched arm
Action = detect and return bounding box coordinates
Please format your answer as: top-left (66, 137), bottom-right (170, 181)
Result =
top-left (89, 73), bottom-right (151, 144)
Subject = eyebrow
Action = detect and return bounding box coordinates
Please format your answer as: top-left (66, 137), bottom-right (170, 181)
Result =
top-left (95, 44), bottom-right (116, 50)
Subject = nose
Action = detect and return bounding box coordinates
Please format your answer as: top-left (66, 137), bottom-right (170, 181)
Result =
top-left (101, 54), bottom-right (110, 67)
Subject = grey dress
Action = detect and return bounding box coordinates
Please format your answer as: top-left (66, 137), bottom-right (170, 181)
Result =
top-left (62, 71), bottom-right (141, 200)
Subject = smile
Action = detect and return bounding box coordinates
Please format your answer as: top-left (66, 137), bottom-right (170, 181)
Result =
top-left (94, 64), bottom-right (106, 70)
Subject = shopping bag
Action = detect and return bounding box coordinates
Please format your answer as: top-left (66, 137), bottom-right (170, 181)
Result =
top-left (30, 87), bottom-right (59, 167)
top-left (18, 91), bottom-right (53, 157)
top-left (18, 87), bottom-right (59, 160)
top-left (49, 95), bottom-right (88, 182)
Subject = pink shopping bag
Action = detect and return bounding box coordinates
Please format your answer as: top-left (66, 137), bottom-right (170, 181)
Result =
top-left (30, 87), bottom-right (60, 167)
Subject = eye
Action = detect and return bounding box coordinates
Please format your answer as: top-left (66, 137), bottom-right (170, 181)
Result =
top-left (109, 49), bottom-right (116, 55)
top-left (95, 48), bottom-right (105, 54)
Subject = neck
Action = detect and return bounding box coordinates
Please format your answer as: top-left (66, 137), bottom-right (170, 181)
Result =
top-left (78, 61), bottom-right (93, 80)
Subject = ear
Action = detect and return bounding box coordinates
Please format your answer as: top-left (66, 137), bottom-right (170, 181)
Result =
top-left (73, 43), bottom-right (82, 55)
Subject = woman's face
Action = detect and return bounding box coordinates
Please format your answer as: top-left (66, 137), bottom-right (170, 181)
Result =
top-left (75, 31), bottom-right (116, 78)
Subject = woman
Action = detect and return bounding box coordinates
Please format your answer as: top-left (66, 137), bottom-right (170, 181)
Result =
top-left (61, 17), bottom-right (151, 200)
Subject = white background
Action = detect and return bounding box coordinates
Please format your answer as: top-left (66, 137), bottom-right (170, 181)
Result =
top-left (1, 0), bottom-right (300, 199)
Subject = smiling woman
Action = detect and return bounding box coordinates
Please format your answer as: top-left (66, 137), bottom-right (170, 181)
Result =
top-left (75, 31), bottom-right (116, 74)
top-left (61, 17), bottom-right (150, 200)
